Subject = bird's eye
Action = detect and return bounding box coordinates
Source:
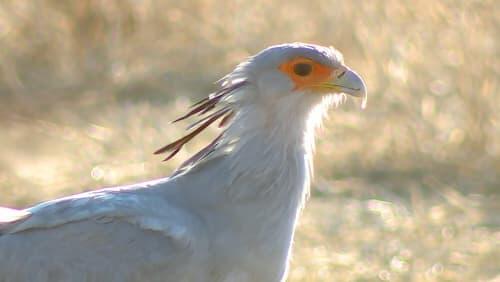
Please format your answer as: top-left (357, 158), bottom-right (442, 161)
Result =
top-left (279, 57), bottom-right (333, 90)
top-left (293, 63), bottom-right (312, 76)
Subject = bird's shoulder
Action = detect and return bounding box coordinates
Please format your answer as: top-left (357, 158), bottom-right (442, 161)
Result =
top-left (1, 178), bottom-right (202, 248)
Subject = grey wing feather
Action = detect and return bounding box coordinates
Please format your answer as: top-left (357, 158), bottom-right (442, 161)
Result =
top-left (0, 180), bottom-right (210, 282)
top-left (0, 219), bottom-right (198, 282)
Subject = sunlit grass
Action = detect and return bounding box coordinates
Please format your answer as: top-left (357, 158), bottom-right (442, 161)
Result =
top-left (0, 0), bottom-right (498, 281)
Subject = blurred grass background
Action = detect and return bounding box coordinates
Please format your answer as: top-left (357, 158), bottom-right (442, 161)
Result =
top-left (0, 0), bottom-right (498, 281)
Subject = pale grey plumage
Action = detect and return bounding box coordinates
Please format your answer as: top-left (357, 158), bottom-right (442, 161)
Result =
top-left (0, 43), bottom-right (367, 282)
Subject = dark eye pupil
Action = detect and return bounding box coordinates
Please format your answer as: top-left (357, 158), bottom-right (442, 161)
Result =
top-left (293, 63), bottom-right (312, 76)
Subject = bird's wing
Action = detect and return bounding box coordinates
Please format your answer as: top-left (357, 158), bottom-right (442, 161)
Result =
top-left (0, 181), bottom-right (209, 282)
top-left (2, 181), bottom-right (192, 242)
top-left (0, 218), bottom-right (208, 282)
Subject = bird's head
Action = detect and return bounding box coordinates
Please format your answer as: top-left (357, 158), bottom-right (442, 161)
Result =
top-left (155, 43), bottom-right (367, 166)
top-left (238, 43), bottom-right (367, 109)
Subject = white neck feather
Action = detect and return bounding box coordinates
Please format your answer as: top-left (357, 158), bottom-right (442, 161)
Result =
top-left (169, 85), bottom-right (342, 281)
top-left (214, 90), bottom-right (337, 205)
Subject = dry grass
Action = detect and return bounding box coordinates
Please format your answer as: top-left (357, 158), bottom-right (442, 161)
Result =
top-left (0, 1), bottom-right (498, 281)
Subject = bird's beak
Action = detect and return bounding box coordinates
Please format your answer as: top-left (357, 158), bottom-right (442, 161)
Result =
top-left (318, 67), bottom-right (368, 108)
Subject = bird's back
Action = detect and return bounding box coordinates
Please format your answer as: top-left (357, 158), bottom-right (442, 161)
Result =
top-left (0, 180), bottom-right (211, 282)
top-left (0, 219), bottom-right (196, 282)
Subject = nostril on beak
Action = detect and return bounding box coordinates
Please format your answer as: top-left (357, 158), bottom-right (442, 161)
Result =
top-left (337, 70), bottom-right (346, 79)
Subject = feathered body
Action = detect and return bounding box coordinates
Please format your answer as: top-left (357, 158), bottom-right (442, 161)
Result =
top-left (0, 43), bottom-right (366, 282)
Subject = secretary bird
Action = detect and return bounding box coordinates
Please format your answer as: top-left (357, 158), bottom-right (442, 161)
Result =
top-left (0, 43), bottom-right (366, 282)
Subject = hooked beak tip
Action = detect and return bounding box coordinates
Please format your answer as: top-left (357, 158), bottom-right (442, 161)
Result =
top-left (334, 68), bottom-right (367, 109)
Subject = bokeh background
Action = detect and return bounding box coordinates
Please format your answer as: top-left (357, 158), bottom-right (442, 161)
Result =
top-left (0, 1), bottom-right (498, 281)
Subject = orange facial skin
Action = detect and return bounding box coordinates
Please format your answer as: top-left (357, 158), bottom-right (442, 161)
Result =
top-left (278, 57), bottom-right (335, 91)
